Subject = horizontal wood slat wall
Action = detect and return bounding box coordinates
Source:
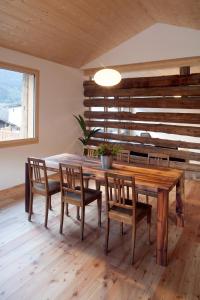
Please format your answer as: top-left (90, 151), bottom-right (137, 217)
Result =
top-left (83, 73), bottom-right (200, 171)
top-left (88, 139), bottom-right (200, 162)
top-left (84, 111), bottom-right (200, 124)
top-left (84, 73), bottom-right (200, 88)
top-left (84, 85), bottom-right (200, 97)
top-left (94, 132), bottom-right (200, 150)
top-left (86, 120), bottom-right (200, 137)
top-left (84, 97), bottom-right (200, 109)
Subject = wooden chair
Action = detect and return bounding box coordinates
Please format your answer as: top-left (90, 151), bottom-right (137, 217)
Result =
top-left (28, 157), bottom-right (60, 227)
top-left (148, 152), bottom-right (170, 166)
top-left (116, 150), bottom-right (130, 163)
top-left (86, 146), bottom-right (98, 158)
top-left (138, 152), bottom-right (170, 203)
top-left (104, 172), bottom-right (152, 264)
top-left (83, 146), bottom-right (98, 188)
top-left (59, 163), bottom-right (102, 240)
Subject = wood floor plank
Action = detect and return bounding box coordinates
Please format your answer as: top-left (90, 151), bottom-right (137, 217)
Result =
top-left (0, 180), bottom-right (199, 299)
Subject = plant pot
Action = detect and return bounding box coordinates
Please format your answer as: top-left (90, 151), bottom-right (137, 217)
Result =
top-left (100, 155), bottom-right (112, 169)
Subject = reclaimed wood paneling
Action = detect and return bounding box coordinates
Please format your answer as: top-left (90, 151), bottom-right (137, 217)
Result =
top-left (94, 132), bottom-right (200, 150)
top-left (84, 97), bottom-right (200, 109)
top-left (86, 120), bottom-right (200, 137)
top-left (88, 139), bottom-right (200, 161)
top-left (84, 85), bottom-right (200, 97)
top-left (84, 111), bottom-right (200, 124)
top-left (84, 73), bottom-right (200, 169)
top-left (84, 73), bottom-right (200, 88)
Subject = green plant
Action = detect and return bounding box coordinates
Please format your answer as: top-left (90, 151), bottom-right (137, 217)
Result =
top-left (97, 143), bottom-right (121, 156)
top-left (74, 114), bottom-right (100, 145)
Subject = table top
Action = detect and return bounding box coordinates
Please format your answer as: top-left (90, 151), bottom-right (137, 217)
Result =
top-left (45, 153), bottom-right (183, 192)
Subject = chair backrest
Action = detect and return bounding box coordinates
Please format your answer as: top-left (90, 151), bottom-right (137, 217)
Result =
top-left (148, 152), bottom-right (170, 166)
top-left (104, 172), bottom-right (136, 213)
top-left (28, 157), bottom-right (48, 192)
top-left (59, 163), bottom-right (84, 202)
top-left (116, 150), bottom-right (130, 163)
top-left (86, 146), bottom-right (98, 158)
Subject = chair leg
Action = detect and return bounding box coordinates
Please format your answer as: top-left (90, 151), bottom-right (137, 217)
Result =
top-left (44, 196), bottom-right (49, 228)
top-left (77, 207), bottom-right (80, 220)
top-left (120, 222), bottom-right (124, 236)
top-left (28, 192), bottom-right (33, 221)
top-left (131, 225), bottom-right (136, 265)
top-left (105, 218), bottom-right (110, 254)
top-left (84, 178), bottom-right (89, 188)
top-left (95, 180), bottom-right (100, 191)
top-left (49, 196), bottom-right (52, 210)
top-left (65, 203), bottom-right (69, 216)
top-left (97, 197), bottom-right (102, 227)
top-left (147, 209), bottom-right (151, 245)
top-left (146, 195), bottom-right (149, 203)
top-left (60, 201), bottom-right (65, 234)
top-left (135, 193), bottom-right (138, 202)
top-left (80, 206), bottom-right (85, 241)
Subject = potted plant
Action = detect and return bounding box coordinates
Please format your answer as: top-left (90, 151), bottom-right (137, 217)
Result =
top-left (97, 143), bottom-right (121, 169)
top-left (74, 114), bottom-right (100, 155)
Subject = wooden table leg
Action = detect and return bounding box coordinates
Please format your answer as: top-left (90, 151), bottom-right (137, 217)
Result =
top-left (157, 189), bottom-right (169, 266)
top-left (25, 162), bottom-right (30, 213)
top-left (176, 175), bottom-right (185, 227)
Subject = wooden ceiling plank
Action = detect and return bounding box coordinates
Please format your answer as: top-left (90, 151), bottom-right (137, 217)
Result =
top-left (0, 0), bottom-right (199, 67)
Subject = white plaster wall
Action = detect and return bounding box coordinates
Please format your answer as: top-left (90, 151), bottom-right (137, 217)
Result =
top-left (83, 23), bottom-right (200, 68)
top-left (0, 47), bottom-right (83, 189)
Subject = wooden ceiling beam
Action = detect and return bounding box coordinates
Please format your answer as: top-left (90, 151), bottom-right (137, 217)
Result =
top-left (83, 56), bottom-right (200, 76)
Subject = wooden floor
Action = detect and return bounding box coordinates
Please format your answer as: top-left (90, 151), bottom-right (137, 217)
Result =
top-left (0, 180), bottom-right (200, 300)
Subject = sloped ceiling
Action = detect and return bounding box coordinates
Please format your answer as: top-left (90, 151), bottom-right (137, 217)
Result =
top-left (0, 0), bottom-right (200, 68)
top-left (83, 23), bottom-right (200, 69)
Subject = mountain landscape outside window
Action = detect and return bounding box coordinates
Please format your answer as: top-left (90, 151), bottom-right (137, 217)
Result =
top-left (0, 63), bottom-right (39, 146)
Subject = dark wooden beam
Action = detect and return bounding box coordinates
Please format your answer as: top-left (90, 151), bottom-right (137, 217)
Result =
top-left (84, 111), bottom-right (200, 124)
top-left (94, 132), bottom-right (200, 150)
top-left (84, 85), bottom-right (200, 97)
top-left (84, 97), bottom-right (200, 109)
top-left (180, 66), bottom-right (190, 76)
top-left (84, 72), bottom-right (199, 88)
top-left (86, 120), bottom-right (200, 137)
top-left (88, 139), bottom-right (200, 161)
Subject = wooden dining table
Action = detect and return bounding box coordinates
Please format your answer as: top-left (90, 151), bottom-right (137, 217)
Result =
top-left (25, 153), bottom-right (185, 266)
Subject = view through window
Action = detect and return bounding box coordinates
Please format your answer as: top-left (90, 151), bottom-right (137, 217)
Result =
top-left (0, 64), bottom-right (38, 145)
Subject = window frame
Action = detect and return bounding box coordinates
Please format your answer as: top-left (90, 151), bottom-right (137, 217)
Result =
top-left (0, 61), bottom-right (39, 148)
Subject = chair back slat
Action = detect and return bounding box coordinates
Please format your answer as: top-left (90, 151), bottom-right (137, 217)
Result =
top-left (105, 172), bottom-right (136, 211)
top-left (59, 163), bottom-right (84, 201)
top-left (116, 150), bottom-right (130, 163)
top-left (148, 152), bottom-right (170, 167)
top-left (86, 146), bottom-right (98, 158)
top-left (28, 158), bottom-right (48, 190)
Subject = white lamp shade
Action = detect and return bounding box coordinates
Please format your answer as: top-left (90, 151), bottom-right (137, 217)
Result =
top-left (93, 68), bottom-right (121, 87)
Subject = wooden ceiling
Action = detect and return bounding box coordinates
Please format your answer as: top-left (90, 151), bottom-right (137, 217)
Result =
top-left (0, 0), bottom-right (200, 68)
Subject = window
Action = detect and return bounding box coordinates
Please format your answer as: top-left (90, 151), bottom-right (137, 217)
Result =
top-left (0, 62), bottom-right (39, 147)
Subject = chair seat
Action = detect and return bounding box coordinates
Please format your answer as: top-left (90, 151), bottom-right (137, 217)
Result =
top-left (64, 187), bottom-right (101, 205)
top-left (109, 200), bottom-right (152, 224)
top-left (34, 179), bottom-right (60, 194)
